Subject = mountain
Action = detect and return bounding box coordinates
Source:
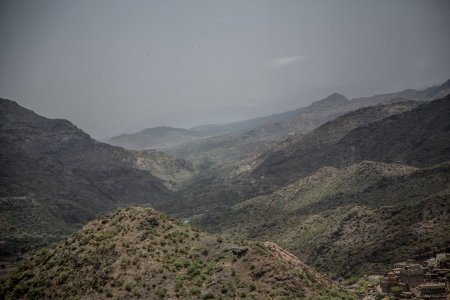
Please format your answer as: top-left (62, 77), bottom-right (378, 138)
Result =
top-left (350, 78), bottom-right (450, 107)
top-left (195, 161), bottom-right (450, 277)
top-left (190, 107), bottom-right (302, 136)
top-left (0, 98), bottom-right (181, 255)
top-left (166, 93), bottom-right (355, 166)
top-left (108, 126), bottom-right (205, 150)
top-left (167, 79), bottom-right (450, 167)
top-left (161, 100), bottom-right (423, 217)
top-left (0, 207), bottom-right (354, 299)
top-left (253, 95), bottom-right (450, 187)
top-left (189, 79), bottom-right (450, 137)
top-left (112, 79), bottom-right (450, 159)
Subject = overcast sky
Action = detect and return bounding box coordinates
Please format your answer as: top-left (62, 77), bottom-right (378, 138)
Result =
top-left (1, 0), bottom-right (449, 138)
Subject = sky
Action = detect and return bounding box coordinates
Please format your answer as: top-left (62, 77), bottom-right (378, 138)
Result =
top-left (0, 0), bottom-right (449, 139)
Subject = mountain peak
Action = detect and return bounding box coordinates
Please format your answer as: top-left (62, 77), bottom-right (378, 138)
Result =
top-left (440, 78), bottom-right (450, 89)
top-left (308, 93), bottom-right (350, 108)
top-left (324, 92), bottom-right (349, 101)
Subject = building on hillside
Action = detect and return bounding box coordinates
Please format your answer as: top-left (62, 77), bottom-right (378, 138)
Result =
top-left (380, 271), bottom-right (408, 294)
top-left (418, 282), bottom-right (448, 299)
top-left (436, 253), bottom-right (450, 269)
top-left (398, 263), bottom-right (424, 288)
top-left (427, 258), bottom-right (439, 269)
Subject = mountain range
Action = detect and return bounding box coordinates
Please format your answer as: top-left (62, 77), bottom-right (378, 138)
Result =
top-left (1, 78), bottom-right (450, 298)
top-left (109, 79), bottom-right (450, 163)
top-left (108, 126), bottom-right (205, 150)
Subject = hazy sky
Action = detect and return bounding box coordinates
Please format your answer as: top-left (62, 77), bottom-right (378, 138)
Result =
top-left (1, 0), bottom-right (449, 138)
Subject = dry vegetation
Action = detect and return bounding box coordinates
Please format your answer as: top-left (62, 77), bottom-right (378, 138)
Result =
top-left (0, 207), bottom-right (354, 299)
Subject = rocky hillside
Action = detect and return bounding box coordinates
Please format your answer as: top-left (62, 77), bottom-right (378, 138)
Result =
top-left (197, 161), bottom-right (450, 277)
top-left (0, 207), bottom-right (354, 300)
top-left (131, 150), bottom-right (196, 190)
top-left (108, 126), bottom-right (205, 150)
top-left (161, 100), bottom-right (423, 217)
top-left (0, 99), bottom-right (178, 255)
top-left (253, 95), bottom-right (450, 187)
top-left (167, 93), bottom-right (355, 166)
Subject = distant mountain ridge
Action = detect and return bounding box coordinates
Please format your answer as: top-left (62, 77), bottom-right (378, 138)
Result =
top-left (108, 126), bottom-right (204, 150)
top-left (253, 95), bottom-right (450, 186)
top-left (165, 79), bottom-right (450, 167)
top-left (189, 78), bottom-right (450, 136)
top-left (107, 79), bottom-right (450, 154)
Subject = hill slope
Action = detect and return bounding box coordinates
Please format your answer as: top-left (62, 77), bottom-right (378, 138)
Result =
top-left (108, 126), bottom-right (205, 150)
top-left (0, 98), bottom-right (179, 255)
top-left (167, 93), bottom-right (355, 166)
top-left (130, 150), bottom-right (196, 191)
top-left (199, 161), bottom-right (450, 277)
top-left (0, 207), bottom-right (354, 299)
top-left (161, 101), bottom-right (422, 217)
top-left (253, 95), bottom-right (450, 187)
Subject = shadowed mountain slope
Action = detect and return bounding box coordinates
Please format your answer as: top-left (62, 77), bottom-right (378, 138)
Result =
top-left (253, 95), bottom-right (450, 187)
top-left (0, 98), bottom-right (178, 254)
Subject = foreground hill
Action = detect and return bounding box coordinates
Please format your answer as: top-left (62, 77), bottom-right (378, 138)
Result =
top-left (253, 95), bottom-right (450, 187)
top-left (108, 126), bottom-right (205, 150)
top-left (198, 161), bottom-right (450, 277)
top-left (0, 207), bottom-right (354, 300)
top-left (0, 99), bottom-right (192, 255)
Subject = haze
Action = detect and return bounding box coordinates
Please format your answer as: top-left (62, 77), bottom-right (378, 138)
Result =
top-left (0, 0), bottom-right (449, 139)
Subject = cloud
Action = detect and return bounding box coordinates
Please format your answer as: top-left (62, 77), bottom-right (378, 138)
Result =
top-left (267, 55), bottom-right (308, 68)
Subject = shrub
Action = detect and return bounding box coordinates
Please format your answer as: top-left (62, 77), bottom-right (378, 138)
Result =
top-left (124, 283), bottom-right (132, 292)
top-left (203, 292), bottom-right (215, 299)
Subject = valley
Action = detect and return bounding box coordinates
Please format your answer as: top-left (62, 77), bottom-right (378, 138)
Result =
top-left (1, 80), bottom-right (450, 299)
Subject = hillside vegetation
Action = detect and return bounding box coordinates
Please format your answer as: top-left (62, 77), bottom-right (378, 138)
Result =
top-left (0, 99), bottom-right (183, 255)
top-left (198, 161), bottom-right (450, 277)
top-left (160, 100), bottom-right (423, 217)
top-left (0, 207), bottom-right (354, 300)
